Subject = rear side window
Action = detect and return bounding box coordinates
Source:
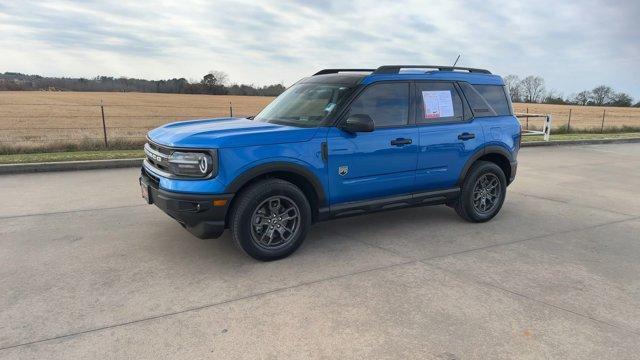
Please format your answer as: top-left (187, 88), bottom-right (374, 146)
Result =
top-left (347, 82), bottom-right (409, 127)
top-left (415, 82), bottom-right (464, 123)
top-left (459, 82), bottom-right (512, 117)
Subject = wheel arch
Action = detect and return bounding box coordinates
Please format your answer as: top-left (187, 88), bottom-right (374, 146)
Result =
top-left (225, 162), bottom-right (326, 224)
top-left (458, 146), bottom-right (514, 186)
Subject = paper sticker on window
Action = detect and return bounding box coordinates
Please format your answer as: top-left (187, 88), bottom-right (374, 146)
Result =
top-left (422, 91), bottom-right (454, 119)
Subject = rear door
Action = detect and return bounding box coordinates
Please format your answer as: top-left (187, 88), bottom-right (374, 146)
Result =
top-left (327, 82), bottom-right (418, 204)
top-left (413, 81), bottom-right (484, 191)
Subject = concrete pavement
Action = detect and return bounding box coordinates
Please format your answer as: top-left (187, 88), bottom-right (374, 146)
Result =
top-left (1, 144), bottom-right (639, 359)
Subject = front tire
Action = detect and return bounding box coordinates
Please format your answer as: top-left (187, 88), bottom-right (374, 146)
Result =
top-left (454, 161), bottom-right (507, 222)
top-left (230, 179), bottom-right (311, 261)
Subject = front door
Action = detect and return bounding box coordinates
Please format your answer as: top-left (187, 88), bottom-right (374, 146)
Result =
top-left (327, 82), bottom-right (418, 204)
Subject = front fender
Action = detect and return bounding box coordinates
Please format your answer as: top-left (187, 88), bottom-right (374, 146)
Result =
top-left (225, 159), bottom-right (327, 205)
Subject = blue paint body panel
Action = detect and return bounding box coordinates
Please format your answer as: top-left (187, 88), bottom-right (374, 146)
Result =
top-left (145, 69), bottom-right (520, 210)
top-left (326, 126), bottom-right (418, 204)
top-left (415, 120), bottom-right (486, 191)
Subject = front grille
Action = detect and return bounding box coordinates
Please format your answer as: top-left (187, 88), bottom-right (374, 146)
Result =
top-left (143, 141), bottom-right (216, 180)
top-left (144, 142), bottom-right (172, 174)
top-left (147, 141), bottom-right (171, 155)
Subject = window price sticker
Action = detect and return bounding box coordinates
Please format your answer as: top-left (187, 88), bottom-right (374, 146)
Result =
top-left (422, 91), bottom-right (454, 118)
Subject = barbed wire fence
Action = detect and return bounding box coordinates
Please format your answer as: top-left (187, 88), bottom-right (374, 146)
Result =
top-left (0, 102), bottom-right (639, 154)
top-left (517, 106), bottom-right (639, 133)
top-left (0, 101), bottom-right (248, 154)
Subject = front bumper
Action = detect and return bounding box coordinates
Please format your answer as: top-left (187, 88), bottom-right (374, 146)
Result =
top-left (139, 170), bottom-right (233, 239)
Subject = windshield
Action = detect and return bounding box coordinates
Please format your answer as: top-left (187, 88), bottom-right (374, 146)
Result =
top-left (253, 83), bottom-right (353, 127)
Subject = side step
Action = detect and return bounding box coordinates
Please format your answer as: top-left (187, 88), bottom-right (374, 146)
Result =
top-left (320, 188), bottom-right (460, 220)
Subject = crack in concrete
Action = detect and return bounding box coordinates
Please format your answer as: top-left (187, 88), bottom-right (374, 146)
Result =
top-left (0, 204), bottom-right (147, 220)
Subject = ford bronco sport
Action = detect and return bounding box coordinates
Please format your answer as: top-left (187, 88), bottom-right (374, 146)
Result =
top-left (140, 65), bottom-right (520, 261)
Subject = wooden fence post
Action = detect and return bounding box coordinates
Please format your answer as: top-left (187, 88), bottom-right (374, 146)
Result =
top-left (101, 100), bottom-right (108, 148)
top-left (567, 108), bottom-right (572, 133)
top-left (526, 107), bottom-right (529, 130)
top-left (600, 109), bottom-right (606, 134)
top-left (229, 101), bottom-right (233, 117)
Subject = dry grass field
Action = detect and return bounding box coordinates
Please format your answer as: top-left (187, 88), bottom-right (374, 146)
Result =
top-left (0, 91), bottom-right (273, 152)
top-left (512, 103), bottom-right (640, 131)
top-left (0, 91), bottom-right (639, 153)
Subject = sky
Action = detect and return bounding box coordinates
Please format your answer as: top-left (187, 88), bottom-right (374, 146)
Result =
top-left (0, 0), bottom-right (638, 98)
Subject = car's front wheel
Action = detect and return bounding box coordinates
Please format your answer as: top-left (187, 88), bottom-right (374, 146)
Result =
top-left (454, 161), bottom-right (507, 222)
top-left (230, 179), bottom-right (311, 261)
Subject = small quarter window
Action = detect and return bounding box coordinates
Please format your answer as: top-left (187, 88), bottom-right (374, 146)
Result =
top-left (459, 82), bottom-right (512, 117)
top-left (473, 84), bottom-right (512, 116)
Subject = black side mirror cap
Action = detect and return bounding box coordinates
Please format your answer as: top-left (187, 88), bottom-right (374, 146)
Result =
top-left (341, 114), bottom-right (375, 133)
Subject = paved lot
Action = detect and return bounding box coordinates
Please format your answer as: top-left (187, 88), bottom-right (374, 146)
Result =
top-left (1, 143), bottom-right (640, 359)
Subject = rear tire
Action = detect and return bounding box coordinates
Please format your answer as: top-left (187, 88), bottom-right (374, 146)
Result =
top-left (230, 179), bottom-right (311, 261)
top-left (454, 161), bottom-right (506, 222)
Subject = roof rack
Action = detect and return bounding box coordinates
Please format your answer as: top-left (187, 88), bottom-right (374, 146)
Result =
top-left (373, 65), bottom-right (491, 75)
top-left (313, 69), bottom-right (375, 76)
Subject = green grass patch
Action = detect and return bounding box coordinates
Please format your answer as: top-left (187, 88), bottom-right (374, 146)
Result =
top-left (523, 132), bottom-right (640, 142)
top-left (0, 138), bottom-right (145, 155)
top-left (0, 149), bottom-right (144, 164)
top-left (525, 125), bottom-right (640, 134)
top-left (555, 125), bottom-right (640, 134)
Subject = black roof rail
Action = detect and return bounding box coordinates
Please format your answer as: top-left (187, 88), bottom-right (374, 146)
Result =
top-left (373, 65), bottom-right (491, 75)
top-left (313, 69), bottom-right (375, 76)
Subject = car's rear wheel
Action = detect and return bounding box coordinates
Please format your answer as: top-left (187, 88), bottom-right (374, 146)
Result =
top-left (230, 179), bottom-right (311, 261)
top-left (454, 161), bottom-right (506, 222)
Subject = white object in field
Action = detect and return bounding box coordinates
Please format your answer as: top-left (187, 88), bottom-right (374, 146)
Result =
top-left (515, 113), bottom-right (552, 142)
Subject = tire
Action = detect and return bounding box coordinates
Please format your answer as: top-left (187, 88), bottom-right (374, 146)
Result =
top-left (230, 178), bottom-right (311, 261)
top-left (454, 161), bottom-right (507, 223)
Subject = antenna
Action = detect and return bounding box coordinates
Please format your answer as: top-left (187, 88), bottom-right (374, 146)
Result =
top-left (452, 54), bottom-right (461, 67)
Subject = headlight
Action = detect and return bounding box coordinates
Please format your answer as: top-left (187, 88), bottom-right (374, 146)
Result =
top-left (167, 150), bottom-right (217, 178)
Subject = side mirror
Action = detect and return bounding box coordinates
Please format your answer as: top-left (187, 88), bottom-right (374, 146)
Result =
top-left (341, 114), bottom-right (374, 133)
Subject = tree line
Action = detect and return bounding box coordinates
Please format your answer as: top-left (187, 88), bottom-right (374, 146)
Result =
top-left (504, 75), bottom-right (638, 107)
top-left (2, 69), bottom-right (637, 107)
top-left (0, 70), bottom-right (286, 96)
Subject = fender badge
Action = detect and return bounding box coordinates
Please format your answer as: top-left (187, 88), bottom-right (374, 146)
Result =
top-left (338, 166), bottom-right (348, 176)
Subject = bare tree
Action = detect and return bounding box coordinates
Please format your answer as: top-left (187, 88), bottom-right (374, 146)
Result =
top-left (543, 90), bottom-right (566, 104)
top-left (589, 85), bottom-right (614, 105)
top-left (207, 70), bottom-right (229, 86)
top-left (519, 75), bottom-right (545, 103)
top-left (571, 91), bottom-right (591, 106)
top-left (609, 92), bottom-right (633, 107)
top-left (503, 75), bottom-right (522, 102)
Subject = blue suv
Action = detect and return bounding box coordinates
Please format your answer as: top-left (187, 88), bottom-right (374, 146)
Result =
top-left (140, 65), bottom-right (520, 261)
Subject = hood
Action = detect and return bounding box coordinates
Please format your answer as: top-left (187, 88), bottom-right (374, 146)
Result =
top-left (147, 117), bottom-right (319, 148)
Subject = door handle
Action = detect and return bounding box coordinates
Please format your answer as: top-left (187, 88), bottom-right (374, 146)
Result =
top-left (391, 138), bottom-right (412, 146)
top-left (458, 132), bottom-right (475, 141)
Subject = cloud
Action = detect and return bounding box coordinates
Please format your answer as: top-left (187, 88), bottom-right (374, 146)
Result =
top-left (0, 0), bottom-right (638, 96)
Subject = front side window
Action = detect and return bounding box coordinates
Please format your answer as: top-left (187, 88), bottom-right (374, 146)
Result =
top-left (415, 82), bottom-right (464, 123)
top-left (347, 82), bottom-right (409, 127)
top-left (254, 83), bottom-right (353, 127)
